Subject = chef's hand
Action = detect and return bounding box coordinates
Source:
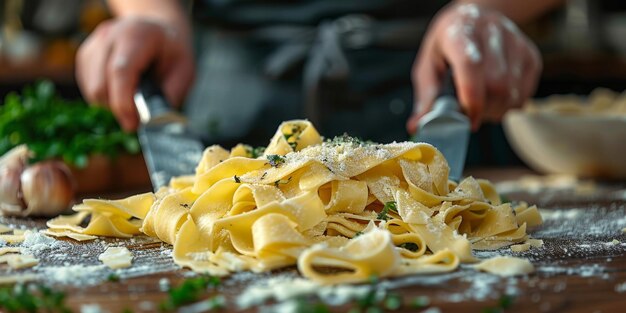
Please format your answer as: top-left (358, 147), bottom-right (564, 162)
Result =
top-left (76, 17), bottom-right (195, 131)
top-left (407, 3), bottom-right (542, 133)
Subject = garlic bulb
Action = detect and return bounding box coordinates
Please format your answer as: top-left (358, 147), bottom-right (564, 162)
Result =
top-left (20, 161), bottom-right (75, 217)
top-left (0, 145), bottom-right (75, 217)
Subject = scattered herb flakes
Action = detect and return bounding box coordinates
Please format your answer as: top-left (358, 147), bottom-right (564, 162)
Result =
top-left (325, 133), bottom-right (377, 147)
top-left (274, 176), bottom-right (292, 187)
top-left (234, 175), bottom-right (241, 183)
top-left (377, 201), bottom-right (397, 221)
top-left (0, 80), bottom-right (139, 168)
top-left (399, 242), bottom-right (420, 252)
top-left (266, 154), bottom-right (286, 167)
top-left (354, 231), bottom-right (364, 238)
top-left (0, 284), bottom-right (71, 313)
top-left (160, 276), bottom-right (221, 312)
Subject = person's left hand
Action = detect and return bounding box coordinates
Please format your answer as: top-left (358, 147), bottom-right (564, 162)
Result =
top-left (407, 3), bottom-right (542, 133)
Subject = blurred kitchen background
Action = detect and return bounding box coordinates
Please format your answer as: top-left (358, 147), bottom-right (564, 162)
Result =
top-left (1, 0), bottom-right (625, 167)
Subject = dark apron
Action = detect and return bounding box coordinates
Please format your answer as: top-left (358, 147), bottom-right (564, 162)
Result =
top-left (183, 0), bottom-right (522, 166)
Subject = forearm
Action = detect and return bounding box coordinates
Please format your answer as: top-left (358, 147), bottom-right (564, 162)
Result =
top-left (456, 0), bottom-right (565, 24)
top-left (107, 0), bottom-right (191, 38)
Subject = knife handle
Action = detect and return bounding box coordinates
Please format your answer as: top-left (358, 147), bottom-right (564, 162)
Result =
top-left (134, 74), bottom-right (178, 125)
top-left (439, 69), bottom-right (457, 98)
top-left (432, 69), bottom-right (460, 113)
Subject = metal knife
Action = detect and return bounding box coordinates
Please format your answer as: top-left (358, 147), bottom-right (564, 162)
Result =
top-left (415, 70), bottom-right (470, 182)
top-left (134, 75), bottom-right (204, 190)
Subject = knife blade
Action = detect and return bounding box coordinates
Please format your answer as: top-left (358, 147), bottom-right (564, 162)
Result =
top-left (134, 76), bottom-right (204, 191)
top-left (415, 70), bottom-right (470, 182)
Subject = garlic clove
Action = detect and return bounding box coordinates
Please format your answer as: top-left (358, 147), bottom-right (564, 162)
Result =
top-left (20, 160), bottom-right (75, 217)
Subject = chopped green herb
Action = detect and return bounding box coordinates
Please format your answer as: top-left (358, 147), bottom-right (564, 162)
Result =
top-left (354, 231), bottom-right (364, 237)
top-left (234, 175), bottom-right (241, 183)
top-left (0, 80), bottom-right (139, 168)
top-left (159, 276), bottom-right (221, 311)
top-left (399, 242), bottom-right (419, 252)
top-left (107, 273), bottom-right (120, 282)
top-left (377, 201), bottom-right (397, 221)
top-left (324, 133), bottom-right (377, 147)
top-left (266, 154), bottom-right (286, 167)
top-left (122, 308), bottom-right (134, 313)
top-left (283, 125), bottom-right (302, 150)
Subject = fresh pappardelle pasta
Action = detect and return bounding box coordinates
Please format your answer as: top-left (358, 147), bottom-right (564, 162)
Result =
top-left (47, 120), bottom-right (542, 284)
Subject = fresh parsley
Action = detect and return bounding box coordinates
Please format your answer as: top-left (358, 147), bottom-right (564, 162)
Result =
top-left (0, 284), bottom-right (71, 313)
top-left (0, 80), bottom-right (139, 168)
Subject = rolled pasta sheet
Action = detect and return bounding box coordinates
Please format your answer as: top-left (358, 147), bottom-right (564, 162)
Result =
top-left (252, 213), bottom-right (310, 270)
top-left (393, 249), bottom-right (459, 276)
top-left (141, 188), bottom-right (196, 244)
top-left (298, 228), bottom-right (400, 284)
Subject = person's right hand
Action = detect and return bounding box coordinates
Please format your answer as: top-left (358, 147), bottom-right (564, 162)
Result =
top-left (76, 17), bottom-right (195, 131)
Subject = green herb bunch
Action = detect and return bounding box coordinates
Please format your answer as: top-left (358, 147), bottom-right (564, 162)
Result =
top-left (0, 284), bottom-right (71, 313)
top-left (0, 80), bottom-right (139, 168)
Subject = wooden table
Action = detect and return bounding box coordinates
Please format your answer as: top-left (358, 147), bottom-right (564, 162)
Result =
top-left (2, 168), bottom-right (626, 313)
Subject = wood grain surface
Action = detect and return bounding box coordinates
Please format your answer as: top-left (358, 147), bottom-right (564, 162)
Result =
top-left (2, 168), bottom-right (626, 313)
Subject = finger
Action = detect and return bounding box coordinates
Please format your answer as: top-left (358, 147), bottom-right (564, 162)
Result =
top-left (519, 40), bottom-right (542, 104)
top-left (76, 21), bottom-right (114, 106)
top-left (107, 24), bottom-right (164, 131)
top-left (440, 30), bottom-right (486, 130)
top-left (481, 22), bottom-right (511, 121)
top-left (408, 46), bottom-right (445, 134)
top-left (160, 55), bottom-right (195, 108)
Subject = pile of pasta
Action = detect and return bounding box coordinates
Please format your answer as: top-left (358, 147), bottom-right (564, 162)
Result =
top-left (47, 120), bottom-right (542, 284)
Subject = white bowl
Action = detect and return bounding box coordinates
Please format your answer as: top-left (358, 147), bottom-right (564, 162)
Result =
top-left (503, 110), bottom-right (626, 179)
